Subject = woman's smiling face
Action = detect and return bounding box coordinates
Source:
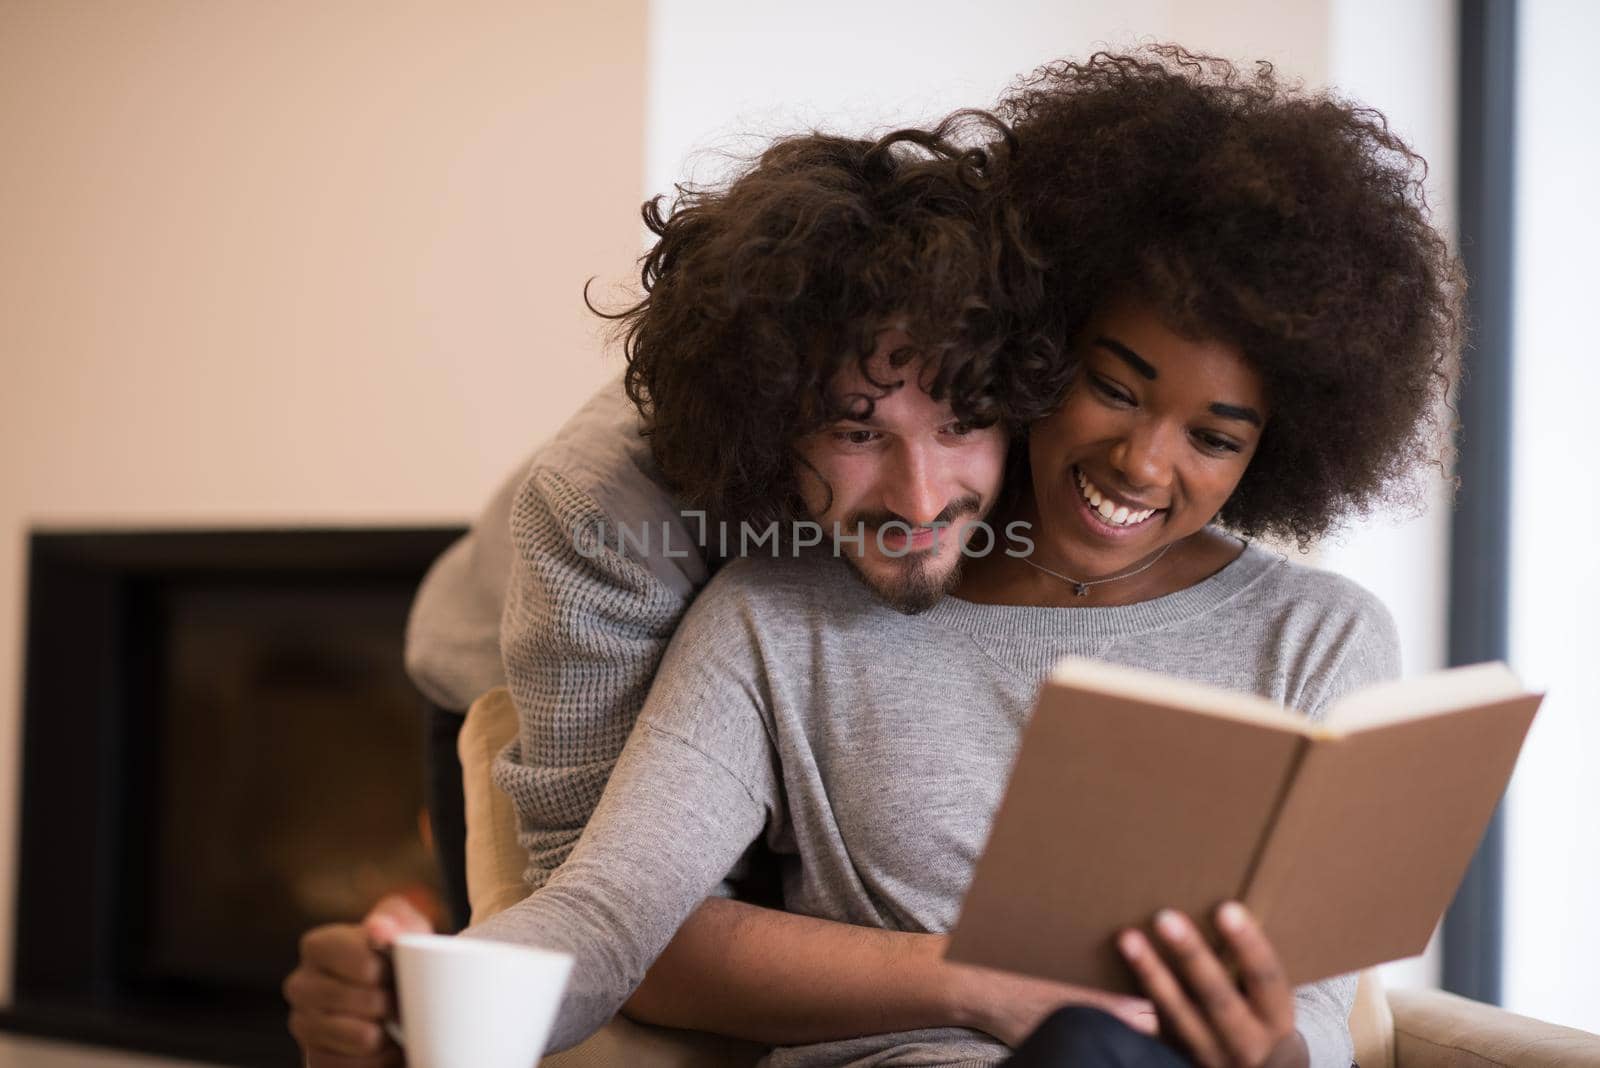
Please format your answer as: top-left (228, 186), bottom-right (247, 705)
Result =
top-left (1028, 295), bottom-right (1270, 582)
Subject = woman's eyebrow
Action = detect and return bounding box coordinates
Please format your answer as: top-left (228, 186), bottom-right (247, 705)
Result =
top-left (1093, 337), bottom-right (1158, 380)
top-left (1209, 402), bottom-right (1263, 427)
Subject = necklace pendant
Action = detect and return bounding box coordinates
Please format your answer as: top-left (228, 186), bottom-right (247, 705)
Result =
top-left (1074, 583), bottom-right (1090, 597)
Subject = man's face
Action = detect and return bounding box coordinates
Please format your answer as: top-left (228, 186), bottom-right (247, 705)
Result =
top-left (792, 331), bottom-right (1009, 613)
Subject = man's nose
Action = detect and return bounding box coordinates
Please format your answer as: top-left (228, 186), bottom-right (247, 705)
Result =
top-left (881, 443), bottom-right (949, 528)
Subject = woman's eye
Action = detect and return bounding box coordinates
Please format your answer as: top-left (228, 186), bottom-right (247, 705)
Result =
top-left (1089, 375), bottom-right (1133, 405)
top-left (1195, 431), bottom-right (1242, 454)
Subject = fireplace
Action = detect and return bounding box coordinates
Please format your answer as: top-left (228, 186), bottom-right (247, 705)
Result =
top-left (4, 527), bottom-right (463, 1066)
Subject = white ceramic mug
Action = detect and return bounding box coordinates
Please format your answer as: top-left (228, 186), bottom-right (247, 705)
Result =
top-left (386, 933), bottom-right (574, 1068)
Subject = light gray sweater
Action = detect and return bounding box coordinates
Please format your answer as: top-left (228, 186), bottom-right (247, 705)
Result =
top-left (487, 386), bottom-right (712, 885)
top-left (469, 546), bottom-right (1397, 1068)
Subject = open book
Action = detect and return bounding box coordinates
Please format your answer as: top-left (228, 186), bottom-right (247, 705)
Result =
top-left (945, 659), bottom-right (1541, 993)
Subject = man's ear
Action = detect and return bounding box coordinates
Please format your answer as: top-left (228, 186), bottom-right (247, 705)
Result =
top-left (791, 448), bottom-right (834, 519)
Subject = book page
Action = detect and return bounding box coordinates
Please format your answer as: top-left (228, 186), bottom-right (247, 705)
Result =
top-left (948, 667), bottom-right (1307, 993)
top-left (1244, 689), bottom-right (1542, 983)
top-left (1050, 657), bottom-right (1311, 732)
top-left (1324, 661), bottom-right (1523, 732)
top-left (956, 658), bottom-right (1542, 990)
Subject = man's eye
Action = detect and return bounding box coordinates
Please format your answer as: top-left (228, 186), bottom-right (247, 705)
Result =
top-left (833, 429), bottom-right (879, 446)
top-left (946, 421), bottom-right (976, 437)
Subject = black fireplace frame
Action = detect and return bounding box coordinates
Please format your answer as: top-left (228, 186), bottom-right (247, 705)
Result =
top-left (3, 526), bottom-right (462, 1066)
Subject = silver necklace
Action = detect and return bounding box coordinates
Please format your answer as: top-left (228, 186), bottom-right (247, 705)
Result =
top-left (1020, 544), bottom-right (1174, 598)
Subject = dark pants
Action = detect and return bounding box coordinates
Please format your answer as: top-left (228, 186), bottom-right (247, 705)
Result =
top-left (422, 699), bottom-right (471, 933)
top-left (1002, 1007), bottom-right (1192, 1067)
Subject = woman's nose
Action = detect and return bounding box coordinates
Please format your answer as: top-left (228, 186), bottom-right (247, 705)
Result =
top-left (1110, 424), bottom-right (1171, 491)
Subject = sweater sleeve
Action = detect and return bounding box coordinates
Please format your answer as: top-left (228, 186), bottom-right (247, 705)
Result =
top-left (403, 457), bottom-right (524, 711)
top-left (466, 576), bottom-right (782, 1051)
top-left (467, 722), bottom-right (772, 1050)
top-left (1293, 585), bottom-right (1402, 1068)
top-left (1295, 971), bottom-right (1358, 1068)
top-left (491, 464), bottom-right (700, 890)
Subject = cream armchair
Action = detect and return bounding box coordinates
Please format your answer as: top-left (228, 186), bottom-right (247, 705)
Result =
top-left (458, 688), bottom-right (761, 1067)
top-left (459, 688), bottom-right (1600, 1068)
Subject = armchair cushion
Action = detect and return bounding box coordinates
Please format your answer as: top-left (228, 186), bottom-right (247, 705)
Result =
top-left (459, 688), bottom-right (766, 1066)
top-left (1351, 969), bottom-right (1396, 1068)
top-left (1388, 988), bottom-right (1600, 1068)
top-left (458, 687), bottom-right (530, 925)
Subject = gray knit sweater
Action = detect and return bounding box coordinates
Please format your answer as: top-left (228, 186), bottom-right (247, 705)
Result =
top-left (470, 546), bottom-right (1396, 1068)
top-left (486, 386), bottom-right (713, 885)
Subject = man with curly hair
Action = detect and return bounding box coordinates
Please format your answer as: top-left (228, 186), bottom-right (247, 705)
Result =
top-left (290, 113), bottom-right (1136, 1065)
top-left (289, 46), bottom-right (1462, 1068)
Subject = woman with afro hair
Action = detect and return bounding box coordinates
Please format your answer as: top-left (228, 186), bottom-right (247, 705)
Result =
top-left (935, 45), bottom-right (1464, 1068)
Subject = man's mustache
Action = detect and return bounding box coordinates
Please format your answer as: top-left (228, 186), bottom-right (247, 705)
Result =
top-left (845, 494), bottom-right (984, 533)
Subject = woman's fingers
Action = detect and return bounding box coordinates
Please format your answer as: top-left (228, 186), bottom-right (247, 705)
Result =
top-left (1119, 927), bottom-right (1230, 1068)
top-left (1215, 902), bottom-right (1296, 1035)
top-left (1110, 999), bottom-right (1162, 1037)
top-left (1148, 909), bottom-right (1280, 1066)
top-left (1122, 905), bottom-right (1303, 1068)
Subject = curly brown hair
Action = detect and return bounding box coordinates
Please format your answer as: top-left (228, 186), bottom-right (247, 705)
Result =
top-left (603, 114), bottom-right (1060, 528)
top-left (998, 46), bottom-right (1465, 546)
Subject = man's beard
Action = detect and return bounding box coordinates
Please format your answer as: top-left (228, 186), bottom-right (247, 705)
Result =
top-left (848, 549), bottom-right (966, 614)
top-left (842, 493), bottom-right (982, 614)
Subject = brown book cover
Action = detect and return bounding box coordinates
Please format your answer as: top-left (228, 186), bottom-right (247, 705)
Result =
top-left (945, 659), bottom-right (1541, 993)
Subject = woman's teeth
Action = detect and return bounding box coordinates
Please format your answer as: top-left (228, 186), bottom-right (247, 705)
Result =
top-left (1075, 469), bottom-right (1156, 527)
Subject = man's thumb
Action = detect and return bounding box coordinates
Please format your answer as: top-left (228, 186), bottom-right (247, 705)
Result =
top-left (363, 893), bottom-right (434, 948)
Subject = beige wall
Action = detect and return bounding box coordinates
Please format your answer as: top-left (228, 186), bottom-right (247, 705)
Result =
top-left (0, 0), bottom-right (647, 1003)
top-left (646, 0), bottom-right (1335, 199)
